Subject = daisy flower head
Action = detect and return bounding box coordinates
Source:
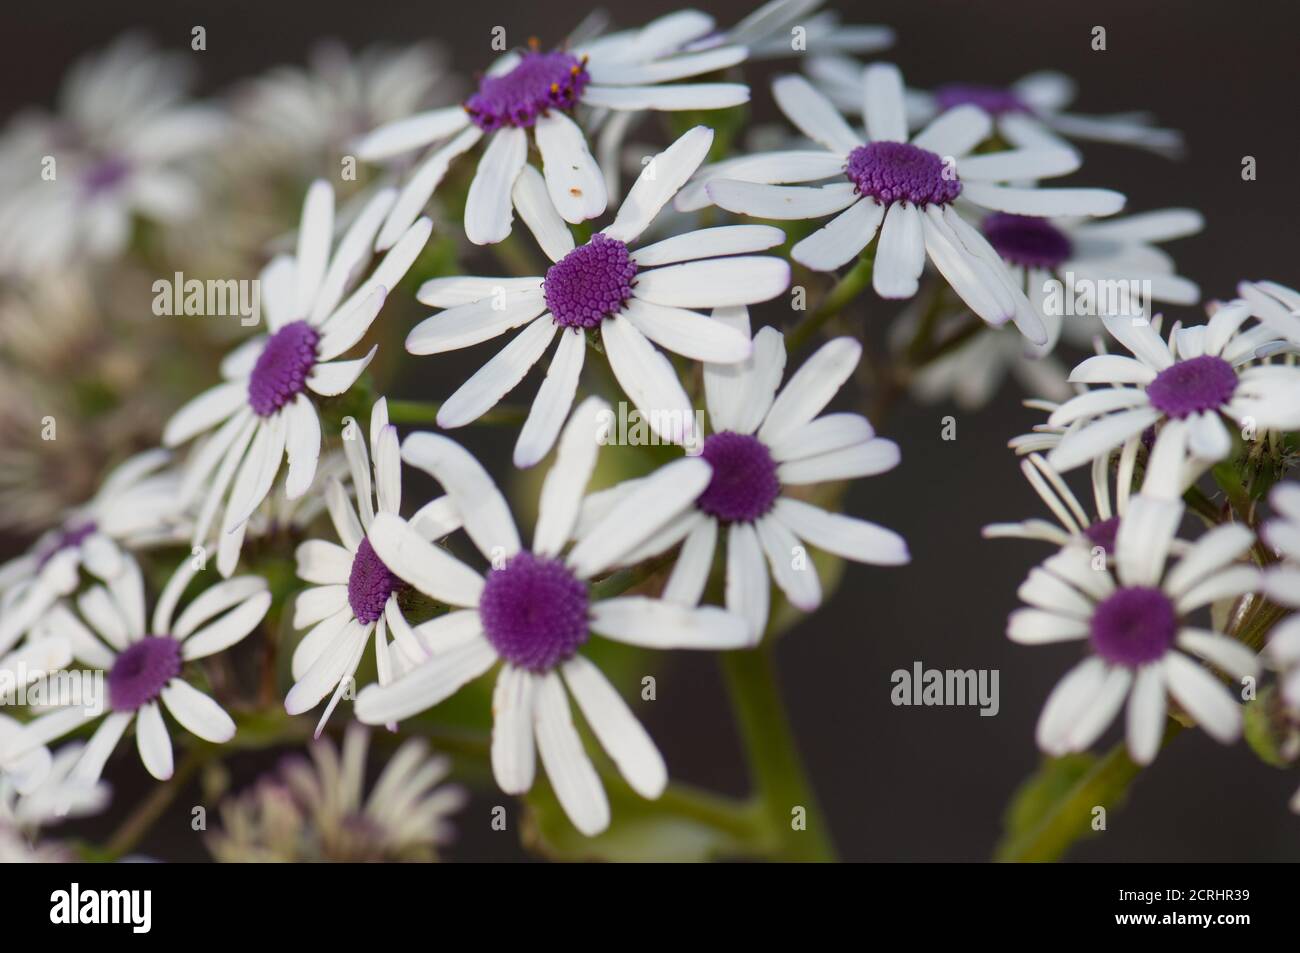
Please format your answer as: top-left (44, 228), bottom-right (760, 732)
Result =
top-left (208, 724), bottom-right (465, 862)
top-left (981, 207), bottom-right (1203, 353)
top-left (0, 34), bottom-right (227, 277)
top-left (807, 60), bottom-right (1185, 157)
top-left (583, 311), bottom-right (909, 640)
top-left (7, 554), bottom-right (271, 783)
top-left (286, 397), bottom-right (464, 734)
top-left (163, 180), bottom-right (431, 576)
top-left (1010, 495), bottom-right (1260, 764)
top-left (678, 63), bottom-right (1126, 344)
top-left (353, 10), bottom-right (750, 249)
top-left (0, 449), bottom-right (186, 651)
top-left (1044, 305), bottom-right (1300, 497)
top-left (408, 125), bottom-right (791, 468)
top-left (0, 737), bottom-right (109, 863)
top-left (354, 398), bottom-right (751, 835)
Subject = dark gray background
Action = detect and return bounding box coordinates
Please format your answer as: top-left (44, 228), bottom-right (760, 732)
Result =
top-left (3, 0), bottom-right (1299, 860)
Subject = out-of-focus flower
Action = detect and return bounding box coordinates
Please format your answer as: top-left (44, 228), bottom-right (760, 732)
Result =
top-left (0, 34), bottom-right (226, 277)
top-left (809, 60), bottom-right (1185, 157)
top-left (356, 399), bottom-right (750, 835)
top-left (0, 739), bottom-right (108, 861)
top-left (1046, 306), bottom-right (1300, 494)
top-left (355, 10), bottom-right (749, 248)
top-left (681, 65), bottom-right (1126, 343)
top-left (7, 554), bottom-right (271, 782)
top-left (163, 181), bottom-right (430, 576)
top-left (286, 398), bottom-right (461, 733)
top-left (208, 724), bottom-right (465, 862)
top-left (1262, 483), bottom-right (1300, 813)
top-left (696, 0), bottom-right (894, 61)
top-left (1007, 495), bottom-right (1260, 764)
top-left (1240, 280), bottom-right (1300, 348)
top-left (0, 449), bottom-right (186, 651)
top-left (410, 126), bottom-right (788, 467)
top-left (587, 313), bottom-right (908, 641)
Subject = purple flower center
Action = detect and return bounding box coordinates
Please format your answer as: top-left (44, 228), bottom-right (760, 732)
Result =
top-left (1145, 355), bottom-right (1238, 419)
top-left (81, 156), bottom-right (131, 196)
top-left (543, 234), bottom-right (638, 329)
top-left (108, 636), bottom-right (183, 712)
top-left (248, 320), bottom-right (320, 417)
top-left (35, 520), bottom-right (97, 570)
top-left (348, 537), bottom-right (407, 625)
top-left (478, 552), bottom-right (589, 671)
top-left (845, 141), bottom-right (962, 207)
top-left (1090, 586), bottom-right (1178, 667)
top-left (464, 50), bottom-right (590, 131)
top-left (982, 213), bottom-right (1073, 270)
top-left (696, 431), bottom-right (782, 523)
top-left (934, 83), bottom-right (1031, 117)
top-left (1083, 516), bottom-right (1120, 554)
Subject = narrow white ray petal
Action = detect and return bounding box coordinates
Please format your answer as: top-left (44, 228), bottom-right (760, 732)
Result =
top-left (174, 576), bottom-right (266, 637)
top-left (533, 672), bottom-right (609, 835)
top-left (662, 516), bottom-right (718, 606)
top-left (181, 590), bottom-right (271, 660)
top-left (777, 438), bottom-right (900, 484)
top-left (1174, 565), bottom-right (1261, 614)
top-left (161, 681), bottom-right (236, 743)
top-left (401, 432), bottom-right (521, 560)
top-left (910, 105), bottom-right (992, 156)
top-left (511, 164), bottom-right (576, 263)
top-left (962, 182), bottom-right (1126, 217)
top-left (772, 74), bottom-right (861, 153)
top-left (436, 319), bottom-right (557, 429)
top-left (600, 315), bottom-right (696, 447)
top-left (589, 596), bottom-right (750, 649)
top-left (862, 63), bottom-right (907, 142)
top-left (355, 636), bottom-right (497, 724)
top-left (957, 147), bottom-right (1079, 182)
top-left (707, 180), bottom-right (860, 220)
top-left (726, 522), bottom-right (769, 642)
top-left (872, 202), bottom-right (925, 298)
top-left (1176, 629), bottom-right (1258, 681)
top-left (465, 127), bottom-right (528, 245)
top-left (354, 106), bottom-right (472, 161)
top-left (306, 346), bottom-right (378, 397)
top-left (1035, 657), bottom-right (1106, 754)
top-left (603, 126), bottom-right (714, 243)
top-left (163, 381), bottom-right (247, 447)
top-left (490, 666), bottom-right (536, 795)
top-left (375, 127), bottom-right (482, 250)
top-left (514, 328), bottom-right (587, 469)
top-left (283, 395), bottom-right (322, 500)
top-left (406, 290), bottom-right (547, 355)
top-left (758, 336), bottom-right (860, 446)
top-left (790, 198), bottom-right (882, 272)
top-left (1163, 652), bottom-right (1242, 744)
top-left (417, 275), bottom-right (543, 309)
top-left (293, 180), bottom-right (334, 317)
top-left (755, 514), bottom-right (821, 611)
top-left (534, 397), bottom-right (609, 557)
top-left (563, 654), bottom-right (666, 798)
top-left (632, 225), bottom-right (785, 266)
top-left (136, 701), bottom-right (174, 780)
top-left (1114, 495), bottom-right (1183, 588)
top-left (285, 619), bottom-right (369, 715)
top-left (707, 325), bottom-right (785, 435)
top-left (622, 297), bottom-right (751, 362)
top-left (367, 513), bottom-right (484, 607)
top-left (535, 111), bottom-right (607, 224)
top-left (581, 82), bottom-right (748, 112)
top-left (771, 498), bottom-right (909, 566)
top-left (1046, 407), bottom-right (1160, 473)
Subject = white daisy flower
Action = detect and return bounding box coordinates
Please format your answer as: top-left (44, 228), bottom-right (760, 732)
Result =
top-left (354, 398), bottom-right (751, 835)
top-left (0, 449), bottom-right (186, 651)
top-left (982, 208), bottom-right (1204, 351)
top-left (0, 34), bottom-right (227, 276)
top-left (354, 10), bottom-right (749, 249)
top-left (692, 0), bottom-right (894, 61)
top-left (582, 313), bottom-right (909, 640)
top-left (235, 40), bottom-right (459, 170)
top-left (807, 59), bottom-right (1184, 157)
top-left (677, 64), bottom-right (1126, 343)
top-left (1045, 306), bottom-right (1300, 496)
top-left (0, 714), bottom-right (59, 796)
top-left (3, 555), bottom-right (271, 783)
top-left (162, 180), bottom-right (431, 576)
top-left (285, 397), bottom-right (464, 734)
top-left (408, 125), bottom-right (790, 467)
top-left (209, 723), bottom-right (465, 862)
top-left (1010, 494), bottom-right (1260, 764)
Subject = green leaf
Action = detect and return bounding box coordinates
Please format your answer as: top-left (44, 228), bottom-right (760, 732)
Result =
top-left (1243, 685), bottom-right (1298, 768)
top-left (997, 753), bottom-right (1098, 858)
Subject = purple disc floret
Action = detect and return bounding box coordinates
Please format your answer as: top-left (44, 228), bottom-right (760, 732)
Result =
top-left (108, 636), bottom-right (183, 712)
top-left (1090, 586), bottom-right (1177, 667)
top-left (248, 320), bottom-right (320, 417)
top-left (845, 142), bottom-right (962, 207)
top-left (1145, 355), bottom-right (1238, 419)
top-left (696, 432), bottom-right (782, 523)
top-left (348, 537), bottom-right (408, 625)
top-left (464, 50), bottom-right (590, 131)
top-left (543, 234), bottom-right (638, 329)
top-left (479, 552), bottom-right (590, 671)
top-left (982, 213), bottom-right (1072, 270)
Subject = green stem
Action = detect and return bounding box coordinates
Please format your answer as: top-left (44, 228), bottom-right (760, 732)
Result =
top-left (386, 399), bottom-right (527, 427)
top-left (996, 722), bottom-right (1179, 863)
top-left (721, 646), bottom-right (836, 861)
top-left (786, 254), bottom-right (874, 354)
top-left (102, 748), bottom-right (209, 860)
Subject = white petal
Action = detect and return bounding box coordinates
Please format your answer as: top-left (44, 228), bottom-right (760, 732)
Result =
top-left (755, 515), bottom-right (821, 611)
top-left (1114, 495), bottom-right (1182, 588)
top-left (662, 516), bottom-right (718, 606)
top-left (582, 82), bottom-right (748, 112)
top-left (436, 319), bottom-right (557, 428)
top-left (632, 225), bottom-right (785, 267)
top-left (294, 584), bottom-right (350, 629)
top-left (568, 457), bottom-right (711, 578)
top-left (533, 672), bottom-right (609, 836)
top-left (161, 681), bottom-right (236, 743)
top-left (1164, 523), bottom-right (1255, 599)
top-left (511, 164), bottom-right (576, 263)
top-left (174, 576), bottom-right (266, 637)
top-left (306, 346), bottom-right (378, 397)
top-left (726, 522), bottom-right (769, 642)
top-left (1126, 665), bottom-right (1167, 764)
top-left (354, 106), bottom-right (471, 160)
top-left (293, 180), bottom-right (334, 317)
top-left (772, 73), bottom-right (861, 154)
top-left (957, 147), bottom-right (1079, 182)
top-left (771, 498), bottom-right (909, 566)
top-left (535, 111), bottom-right (607, 224)
top-left (400, 432), bottom-right (521, 560)
top-left (961, 182), bottom-right (1126, 217)
top-left (862, 63), bottom-right (907, 142)
top-left (872, 202), bottom-right (925, 298)
top-left (1163, 652), bottom-right (1242, 744)
top-left (777, 438), bottom-right (900, 484)
top-left (758, 337), bottom-right (860, 446)
top-left (375, 127), bottom-right (481, 250)
top-left (367, 512), bottom-right (484, 607)
top-left (406, 289), bottom-right (547, 355)
top-left (163, 381), bottom-right (246, 447)
top-left (706, 325), bottom-right (785, 435)
top-left (296, 539), bottom-right (354, 585)
top-left (563, 654), bottom-right (666, 798)
top-left (790, 198), bottom-right (882, 272)
top-left (417, 275), bottom-right (543, 309)
top-left (911, 104), bottom-right (992, 155)
top-left (355, 637), bottom-right (497, 724)
top-left (182, 590), bottom-right (271, 661)
top-left (599, 315), bottom-right (696, 446)
top-left (464, 127), bottom-right (528, 245)
top-left (1035, 657), bottom-right (1106, 754)
top-left (534, 396), bottom-right (609, 557)
top-left (1046, 407), bottom-right (1161, 473)
top-left (768, 413), bottom-right (875, 462)
top-left (622, 297), bottom-right (751, 362)
top-left (136, 701), bottom-right (174, 780)
top-left (284, 618), bottom-right (368, 715)
top-left (589, 596), bottom-right (751, 649)
top-left (283, 395), bottom-right (322, 500)
top-left (1176, 629), bottom-right (1258, 681)
top-left (707, 180), bottom-right (860, 220)
top-left (604, 126), bottom-right (714, 244)
top-left (514, 328), bottom-right (587, 469)
top-left (490, 666), bottom-right (536, 794)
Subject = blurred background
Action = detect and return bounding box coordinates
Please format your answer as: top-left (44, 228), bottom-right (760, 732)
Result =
top-left (2, 0), bottom-right (1299, 860)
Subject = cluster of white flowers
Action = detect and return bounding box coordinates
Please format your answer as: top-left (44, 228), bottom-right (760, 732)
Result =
top-left (1, 0), bottom-right (1298, 860)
